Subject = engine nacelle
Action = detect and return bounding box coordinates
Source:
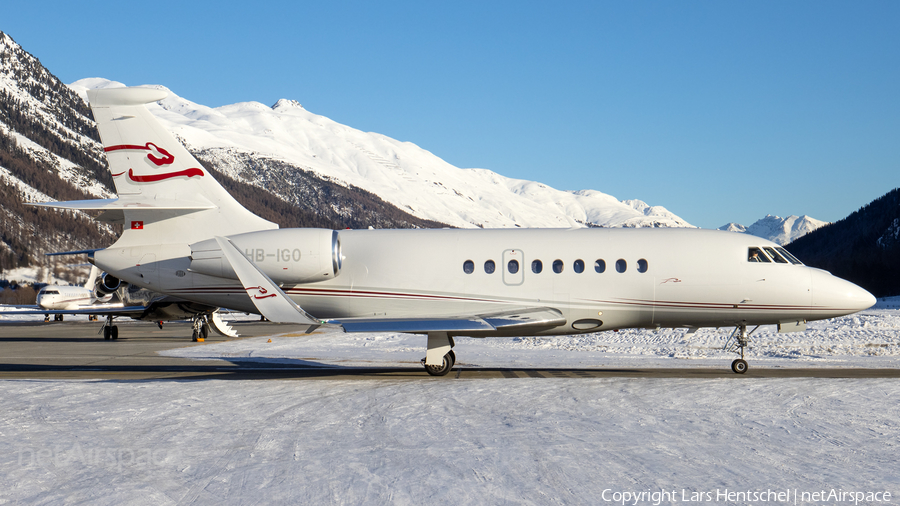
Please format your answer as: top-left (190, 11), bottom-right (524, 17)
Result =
top-left (96, 273), bottom-right (123, 296)
top-left (189, 229), bottom-right (341, 284)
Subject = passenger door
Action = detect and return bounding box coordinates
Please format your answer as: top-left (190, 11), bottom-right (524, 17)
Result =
top-left (502, 249), bottom-right (524, 286)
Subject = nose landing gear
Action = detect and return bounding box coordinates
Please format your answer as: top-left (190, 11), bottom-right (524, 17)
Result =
top-left (725, 324), bottom-right (757, 374)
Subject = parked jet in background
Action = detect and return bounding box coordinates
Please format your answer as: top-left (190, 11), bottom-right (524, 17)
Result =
top-left (4, 265), bottom-right (236, 340)
top-left (30, 86), bottom-right (876, 374)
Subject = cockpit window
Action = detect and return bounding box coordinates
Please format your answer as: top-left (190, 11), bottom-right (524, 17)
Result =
top-left (41, 290), bottom-right (59, 294)
top-left (764, 247), bottom-right (789, 264)
top-left (748, 247), bottom-right (771, 263)
top-left (776, 247), bottom-right (803, 265)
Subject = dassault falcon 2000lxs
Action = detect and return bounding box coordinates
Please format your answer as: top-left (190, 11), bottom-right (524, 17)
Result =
top-left (30, 86), bottom-right (876, 375)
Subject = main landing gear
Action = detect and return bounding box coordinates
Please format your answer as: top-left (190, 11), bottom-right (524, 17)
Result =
top-left (191, 315), bottom-right (210, 342)
top-left (725, 324), bottom-right (757, 374)
top-left (422, 332), bottom-right (456, 376)
top-left (102, 315), bottom-right (119, 340)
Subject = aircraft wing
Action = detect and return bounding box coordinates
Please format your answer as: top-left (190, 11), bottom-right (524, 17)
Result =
top-left (327, 307), bottom-right (566, 335)
top-left (0, 305), bottom-right (149, 317)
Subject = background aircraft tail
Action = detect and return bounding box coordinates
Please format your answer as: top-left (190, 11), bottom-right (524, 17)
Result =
top-left (86, 87), bottom-right (276, 246)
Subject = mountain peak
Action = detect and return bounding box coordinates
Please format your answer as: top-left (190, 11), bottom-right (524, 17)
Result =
top-left (272, 99), bottom-right (303, 111)
top-left (719, 214), bottom-right (828, 245)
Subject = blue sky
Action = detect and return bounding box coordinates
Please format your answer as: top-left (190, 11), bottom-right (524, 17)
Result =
top-left (6, 1), bottom-right (899, 228)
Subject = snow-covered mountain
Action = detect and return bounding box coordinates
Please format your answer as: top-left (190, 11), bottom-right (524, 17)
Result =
top-left (69, 78), bottom-right (692, 230)
top-left (719, 215), bottom-right (828, 245)
top-left (1, 28), bottom-right (692, 280)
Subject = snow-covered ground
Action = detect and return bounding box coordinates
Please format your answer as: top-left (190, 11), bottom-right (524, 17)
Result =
top-left (2, 301), bottom-right (899, 504)
top-left (159, 306), bottom-right (900, 371)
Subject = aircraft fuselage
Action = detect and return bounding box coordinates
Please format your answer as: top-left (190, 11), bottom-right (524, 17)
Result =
top-left (92, 227), bottom-right (874, 337)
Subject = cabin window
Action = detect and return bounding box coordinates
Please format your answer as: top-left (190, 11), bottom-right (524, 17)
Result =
top-left (764, 247), bottom-right (789, 264)
top-left (552, 259), bottom-right (564, 273)
top-left (484, 260), bottom-right (496, 274)
top-left (637, 259), bottom-right (648, 273)
top-left (748, 247), bottom-right (771, 263)
top-left (776, 247), bottom-right (803, 265)
top-left (463, 260), bottom-right (474, 274)
top-left (616, 259), bottom-right (627, 273)
top-left (594, 259), bottom-right (606, 273)
top-left (532, 260), bottom-right (543, 273)
top-left (508, 259), bottom-right (520, 274)
top-left (574, 259), bottom-right (585, 273)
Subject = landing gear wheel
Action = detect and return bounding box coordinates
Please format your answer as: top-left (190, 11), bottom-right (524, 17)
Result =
top-left (424, 350), bottom-right (456, 376)
top-left (731, 359), bottom-right (748, 374)
top-left (111, 326), bottom-right (118, 340)
top-left (192, 329), bottom-right (199, 342)
top-left (200, 323), bottom-right (209, 340)
top-left (103, 326), bottom-right (111, 340)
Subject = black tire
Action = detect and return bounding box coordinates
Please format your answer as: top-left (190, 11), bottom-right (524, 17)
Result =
top-left (424, 350), bottom-right (456, 376)
top-left (200, 323), bottom-right (209, 340)
top-left (111, 326), bottom-right (119, 340)
top-left (192, 329), bottom-right (199, 342)
top-left (731, 359), bottom-right (748, 374)
top-left (103, 327), bottom-right (111, 340)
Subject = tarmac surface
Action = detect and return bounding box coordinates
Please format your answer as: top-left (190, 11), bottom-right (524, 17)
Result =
top-left (2, 320), bottom-right (900, 380)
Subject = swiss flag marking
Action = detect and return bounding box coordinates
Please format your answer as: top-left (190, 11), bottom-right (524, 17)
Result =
top-left (131, 221), bottom-right (144, 230)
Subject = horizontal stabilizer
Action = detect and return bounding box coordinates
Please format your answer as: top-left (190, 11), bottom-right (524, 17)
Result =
top-left (45, 248), bottom-right (102, 257)
top-left (329, 307), bottom-right (566, 334)
top-left (215, 236), bottom-right (320, 328)
top-left (28, 198), bottom-right (216, 223)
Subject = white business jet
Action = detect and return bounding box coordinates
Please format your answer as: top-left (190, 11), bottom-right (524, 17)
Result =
top-left (8, 266), bottom-right (235, 340)
top-left (37, 270), bottom-right (101, 317)
top-left (30, 87), bottom-right (875, 374)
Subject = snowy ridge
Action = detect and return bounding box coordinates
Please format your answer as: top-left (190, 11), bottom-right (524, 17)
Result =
top-left (719, 214), bottom-right (827, 245)
top-left (69, 79), bottom-right (691, 229)
top-left (878, 218), bottom-right (900, 249)
top-left (0, 34), bottom-right (107, 174)
top-left (0, 124), bottom-right (111, 200)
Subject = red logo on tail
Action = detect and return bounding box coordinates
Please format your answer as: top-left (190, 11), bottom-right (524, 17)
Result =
top-left (105, 142), bottom-right (175, 166)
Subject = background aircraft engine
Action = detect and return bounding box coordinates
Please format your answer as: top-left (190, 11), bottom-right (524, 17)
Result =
top-left (189, 229), bottom-right (341, 284)
top-left (96, 273), bottom-right (123, 296)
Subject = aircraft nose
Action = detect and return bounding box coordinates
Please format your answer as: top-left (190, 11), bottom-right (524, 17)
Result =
top-left (810, 268), bottom-right (876, 318)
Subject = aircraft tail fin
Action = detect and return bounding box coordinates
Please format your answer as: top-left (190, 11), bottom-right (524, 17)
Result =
top-left (86, 87), bottom-right (276, 246)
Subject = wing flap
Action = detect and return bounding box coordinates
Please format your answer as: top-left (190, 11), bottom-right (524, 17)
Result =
top-left (329, 307), bottom-right (566, 334)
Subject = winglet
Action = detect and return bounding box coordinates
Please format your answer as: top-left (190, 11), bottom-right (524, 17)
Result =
top-left (214, 236), bottom-right (320, 329)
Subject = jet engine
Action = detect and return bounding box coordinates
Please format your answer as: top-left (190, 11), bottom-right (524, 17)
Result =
top-left (96, 273), bottom-right (123, 296)
top-left (189, 229), bottom-right (341, 284)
